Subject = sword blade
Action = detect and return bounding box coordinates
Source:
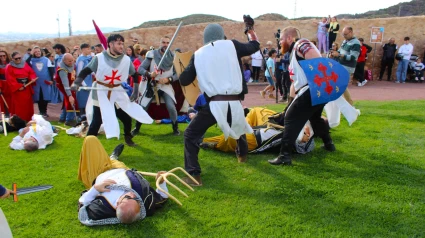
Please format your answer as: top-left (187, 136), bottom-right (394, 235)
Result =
top-left (157, 21), bottom-right (183, 70)
top-left (16, 185), bottom-right (53, 195)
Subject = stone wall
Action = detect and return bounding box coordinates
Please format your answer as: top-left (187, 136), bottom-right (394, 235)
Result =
top-left (1, 16), bottom-right (424, 79)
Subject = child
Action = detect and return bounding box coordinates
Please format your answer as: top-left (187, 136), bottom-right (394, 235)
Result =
top-left (243, 63), bottom-right (252, 83)
top-left (260, 49), bottom-right (277, 99)
top-left (413, 58), bottom-right (424, 82)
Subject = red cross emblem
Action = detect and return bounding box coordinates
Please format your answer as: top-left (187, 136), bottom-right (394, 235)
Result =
top-left (104, 70), bottom-right (122, 85)
top-left (313, 63), bottom-right (338, 95)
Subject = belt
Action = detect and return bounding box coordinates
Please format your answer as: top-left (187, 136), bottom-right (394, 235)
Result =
top-left (96, 81), bottom-right (122, 99)
top-left (210, 95), bottom-right (240, 101)
top-left (96, 81), bottom-right (122, 88)
top-left (17, 78), bottom-right (28, 84)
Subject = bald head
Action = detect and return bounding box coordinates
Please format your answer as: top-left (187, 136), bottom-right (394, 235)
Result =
top-left (63, 53), bottom-right (74, 67)
top-left (116, 200), bottom-right (141, 224)
top-left (342, 27), bottom-right (354, 40)
top-left (24, 140), bottom-right (39, 152)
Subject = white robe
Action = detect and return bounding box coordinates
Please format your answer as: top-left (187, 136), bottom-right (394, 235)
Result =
top-left (9, 114), bottom-right (56, 150)
top-left (86, 53), bottom-right (153, 139)
top-left (194, 40), bottom-right (252, 139)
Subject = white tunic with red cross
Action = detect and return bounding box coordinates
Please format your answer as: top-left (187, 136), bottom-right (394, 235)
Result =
top-left (86, 53), bottom-right (153, 139)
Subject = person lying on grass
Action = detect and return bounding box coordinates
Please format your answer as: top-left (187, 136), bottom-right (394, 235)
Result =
top-left (200, 107), bottom-right (315, 159)
top-left (0, 115), bottom-right (26, 133)
top-left (9, 114), bottom-right (56, 151)
top-left (77, 136), bottom-right (169, 226)
top-left (0, 184), bottom-right (13, 199)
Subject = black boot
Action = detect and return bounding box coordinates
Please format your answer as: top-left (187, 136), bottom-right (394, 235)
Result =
top-left (269, 143), bottom-right (292, 165)
top-left (131, 122), bottom-right (142, 136)
top-left (110, 143), bottom-right (125, 160)
top-left (321, 134), bottom-right (336, 152)
top-left (124, 135), bottom-right (137, 147)
top-left (268, 152), bottom-right (292, 166)
top-left (172, 121), bottom-right (180, 135)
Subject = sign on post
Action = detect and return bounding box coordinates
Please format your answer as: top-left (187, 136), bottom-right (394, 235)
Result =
top-left (370, 27), bottom-right (384, 43)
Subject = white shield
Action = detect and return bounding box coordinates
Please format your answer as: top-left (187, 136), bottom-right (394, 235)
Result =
top-left (36, 62), bottom-right (44, 72)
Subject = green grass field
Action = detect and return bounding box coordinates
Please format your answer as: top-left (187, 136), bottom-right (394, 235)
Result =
top-left (1, 100), bottom-right (425, 238)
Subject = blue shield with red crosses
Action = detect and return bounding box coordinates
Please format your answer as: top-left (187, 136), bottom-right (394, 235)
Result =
top-left (299, 58), bottom-right (349, 106)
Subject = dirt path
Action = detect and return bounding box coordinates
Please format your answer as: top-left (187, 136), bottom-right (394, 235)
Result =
top-left (37, 80), bottom-right (425, 122)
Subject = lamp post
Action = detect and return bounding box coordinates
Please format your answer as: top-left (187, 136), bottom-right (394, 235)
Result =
top-left (57, 14), bottom-right (60, 38)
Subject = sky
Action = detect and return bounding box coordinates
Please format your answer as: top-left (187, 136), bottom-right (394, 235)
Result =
top-left (2, 0), bottom-right (410, 34)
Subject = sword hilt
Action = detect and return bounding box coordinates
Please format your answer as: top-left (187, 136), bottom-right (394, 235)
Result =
top-left (12, 183), bottom-right (17, 202)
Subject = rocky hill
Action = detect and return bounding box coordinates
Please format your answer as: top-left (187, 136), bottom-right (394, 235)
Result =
top-left (132, 14), bottom-right (233, 29)
top-left (255, 13), bottom-right (288, 21)
top-left (338, 0), bottom-right (425, 19)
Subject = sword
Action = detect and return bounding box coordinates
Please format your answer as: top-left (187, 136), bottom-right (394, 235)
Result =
top-left (11, 183), bottom-right (53, 202)
top-left (152, 21), bottom-right (183, 105)
top-left (65, 87), bottom-right (126, 92)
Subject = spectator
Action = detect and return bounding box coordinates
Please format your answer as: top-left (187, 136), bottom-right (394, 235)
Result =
top-left (275, 55), bottom-right (284, 101)
top-left (379, 38), bottom-right (398, 81)
top-left (353, 38), bottom-right (372, 87)
top-left (0, 50), bottom-right (11, 115)
top-left (395, 36), bottom-right (414, 83)
top-left (313, 17), bottom-right (329, 54)
top-left (412, 58), bottom-right (424, 82)
top-left (331, 26), bottom-right (360, 105)
top-left (23, 48), bottom-right (32, 61)
top-left (250, 50), bottom-right (262, 82)
top-left (94, 44), bottom-right (104, 54)
top-left (326, 16), bottom-right (340, 51)
top-left (327, 42), bottom-right (339, 58)
top-left (262, 41), bottom-right (274, 82)
top-left (260, 49), bottom-right (277, 99)
top-left (281, 51), bottom-right (291, 101)
top-left (243, 63), bottom-right (252, 83)
top-left (126, 46), bottom-right (136, 62)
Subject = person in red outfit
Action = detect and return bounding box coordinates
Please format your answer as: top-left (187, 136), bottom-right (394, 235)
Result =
top-left (0, 50), bottom-right (12, 114)
top-left (5, 52), bottom-right (37, 121)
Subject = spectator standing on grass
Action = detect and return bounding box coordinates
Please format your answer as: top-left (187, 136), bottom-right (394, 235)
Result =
top-left (395, 37), bottom-right (414, 84)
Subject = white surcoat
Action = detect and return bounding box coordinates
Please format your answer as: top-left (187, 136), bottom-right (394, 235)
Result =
top-left (86, 53), bottom-right (153, 139)
top-left (194, 40), bottom-right (253, 139)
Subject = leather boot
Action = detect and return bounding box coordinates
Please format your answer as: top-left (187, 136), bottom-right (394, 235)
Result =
top-left (124, 135), bottom-right (137, 147)
top-left (269, 143), bottom-right (292, 165)
top-left (172, 121), bottom-right (180, 135)
top-left (321, 134), bottom-right (336, 152)
top-left (131, 122), bottom-right (142, 136)
top-left (110, 143), bottom-right (124, 160)
top-left (268, 152), bottom-right (292, 166)
top-left (182, 175), bottom-right (202, 186)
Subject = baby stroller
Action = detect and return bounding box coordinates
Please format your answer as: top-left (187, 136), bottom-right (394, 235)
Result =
top-left (406, 54), bottom-right (419, 82)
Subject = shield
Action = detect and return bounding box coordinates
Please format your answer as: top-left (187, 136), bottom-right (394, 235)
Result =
top-left (173, 51), bottom-right (201, 106)
top-left (299, 58), bottom-right (349, 106)
top-left (36, 62), bottom-right (44, 72)
top-left (0, 209), bottom-right (12, 238)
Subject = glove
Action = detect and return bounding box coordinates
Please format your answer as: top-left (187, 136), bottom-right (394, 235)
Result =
top-left (70, 82), bottom-right (81, 91)
top-left (130, 83), bottom-right (139, 102)
top-left (243, 15), bottom-right (255, 34)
